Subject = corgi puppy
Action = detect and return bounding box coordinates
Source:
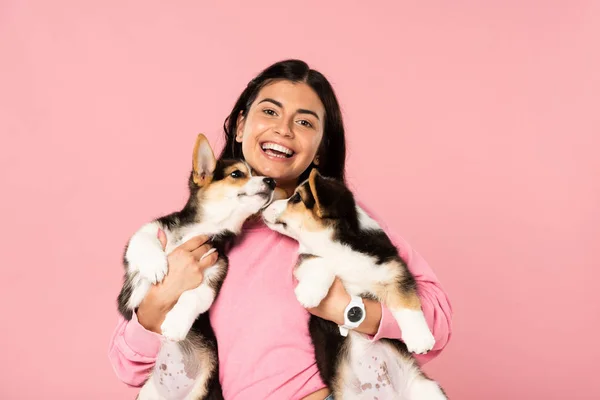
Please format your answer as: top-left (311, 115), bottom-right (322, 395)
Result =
top-left (117, 133), bottom-right (278, 400)
top-left (262, 169), bottom-right (447, 399)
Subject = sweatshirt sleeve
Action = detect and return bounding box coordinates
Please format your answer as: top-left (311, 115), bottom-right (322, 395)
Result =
top-left (357, 201), bottom-right (454, 365)
top-left (108, 311), bottom-right (163, 387)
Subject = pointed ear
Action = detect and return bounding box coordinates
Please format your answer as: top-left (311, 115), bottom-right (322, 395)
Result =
top-left (192, 133), bottom-right (216, 186)
top-left (308, 168), bottom-right (326, 218)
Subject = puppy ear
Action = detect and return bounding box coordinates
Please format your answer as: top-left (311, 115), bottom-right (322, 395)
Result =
top-left (192, 133), bottom-right (216, 186)
top-left (308, 168), bottom-right (326, 218)
top-left (308, 168), bottom-right (354, 220)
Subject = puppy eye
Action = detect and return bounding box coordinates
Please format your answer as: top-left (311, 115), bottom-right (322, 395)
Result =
top-left (230, 170), bottom-right (243, 178)
top-left (290, 193), bottom-right (301, 204)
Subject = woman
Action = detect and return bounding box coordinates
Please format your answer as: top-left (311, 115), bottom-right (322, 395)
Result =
top-left (108, 59), bottom-right (453, 400)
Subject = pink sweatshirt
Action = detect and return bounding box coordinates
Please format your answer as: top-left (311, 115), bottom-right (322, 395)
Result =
top-left (108, 206), bottom-right (453, 399)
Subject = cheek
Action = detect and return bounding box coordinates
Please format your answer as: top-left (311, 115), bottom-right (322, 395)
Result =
top-left (203, 182), bottom-right (239, 201)
top-left (241, 119), bottom-right (271, 157)
top-left (242, 116), bottom-right (270, 142)
top-left (299, 131), bottom-right (323, 160)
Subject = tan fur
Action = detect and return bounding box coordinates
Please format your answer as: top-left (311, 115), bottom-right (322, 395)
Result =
top-left (279, 199), bottom-right (326, 233)
top-left (199, 162), bottom-right (253, 202)
top-left (192, 134), bottom-right (216, 186)
top-left (376, 282), bottom-right (422, 312)
top-left (308, 169), bottom-right (324, 218)
top-left (183, 332), bottom-right (218, 400)
top-left (275, 183), bottom-right (335, 232)
top-left (370, 262), bottom-right (422, 311)
top-left (330, 341), bottom-right (351, 397)
top-left (223, 162), bottom-right (251, 181)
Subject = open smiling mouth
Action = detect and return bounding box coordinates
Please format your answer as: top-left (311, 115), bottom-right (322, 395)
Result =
top-left (261, 142), bottom-right (295, 159)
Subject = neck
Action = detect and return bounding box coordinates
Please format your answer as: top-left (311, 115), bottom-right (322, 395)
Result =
top-left (277, 181), bottom-right (298, 197)
top-left (297, 230), bottom-right (336, 256)
top-left (198, 201), bottom-right (251, 235)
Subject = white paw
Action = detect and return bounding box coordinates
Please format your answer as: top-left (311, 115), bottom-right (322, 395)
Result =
top-left (402, 324), bottom-right (436, 354)
top-left (393, 309), bottom-right (436, 354)
top-left (160, 313), bottom-right (192, 342)
top-left (136, 248), bottom-right (168, 284)
top-left (295, 283), bottom-right (327, 308)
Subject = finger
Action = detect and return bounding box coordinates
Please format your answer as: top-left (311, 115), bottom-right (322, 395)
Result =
top-left (199, 247), bottom-right (217, 261)
top-left (191, 244), bottom-right (213, 261)
top-left (197, 250), bottom-right (219, 270)
top-left (157, 228), bottom-right (168, 250)
top-left (179, 235), bottom-right (210, 251)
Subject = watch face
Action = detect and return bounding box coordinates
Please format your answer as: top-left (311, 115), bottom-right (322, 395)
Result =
top-left (347, 306), bottom-right (364, 323)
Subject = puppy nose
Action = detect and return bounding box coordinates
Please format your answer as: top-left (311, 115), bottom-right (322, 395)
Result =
top-left (263, 177), bottom-right (276, 190)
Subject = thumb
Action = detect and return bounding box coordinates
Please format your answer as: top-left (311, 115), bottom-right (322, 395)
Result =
top-left (157, 228), bottom-right (167, 250)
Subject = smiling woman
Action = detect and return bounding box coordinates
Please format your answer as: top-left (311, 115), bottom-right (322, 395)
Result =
top-left (235, 81), bottom-right (326, 195)
top-left (108, 59), bottom-right (453, 400)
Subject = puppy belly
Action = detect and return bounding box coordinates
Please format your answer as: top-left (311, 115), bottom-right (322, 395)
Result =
top-left (337, 334), bottom-right (423, 399)
top-left (146, 341), bottom-right (198, 400)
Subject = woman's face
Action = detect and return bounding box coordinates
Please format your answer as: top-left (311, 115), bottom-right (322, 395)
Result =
top-left (236, 80), bottom-right (325, 193)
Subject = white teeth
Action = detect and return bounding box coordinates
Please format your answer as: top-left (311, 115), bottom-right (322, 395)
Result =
top-left (261, 142), bottom-right (294, 156)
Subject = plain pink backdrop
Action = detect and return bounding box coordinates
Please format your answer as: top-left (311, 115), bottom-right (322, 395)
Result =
top-left (1, 1), bottom-right (599, 399)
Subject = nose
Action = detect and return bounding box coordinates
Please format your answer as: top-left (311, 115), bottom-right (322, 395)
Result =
top-left (263, 177), bottom-right (276, 190)
top-left (275, 119), bottom-right (293, 138)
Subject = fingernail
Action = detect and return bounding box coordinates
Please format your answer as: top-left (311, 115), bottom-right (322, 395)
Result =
top-left (200, 248), bottom-right (217, 261)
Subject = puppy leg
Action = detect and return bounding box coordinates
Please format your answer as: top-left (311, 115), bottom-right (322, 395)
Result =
top-left (128, 278), bottom-right (152, 311)
top-left (160, 284), bottom-right (216, 342)
top-left (294, 257), bottom-right (336, 309)
top-left (379, 276), bottom-right (435, 354)
top-left (137, 377), bottom-right (164, 400)
top-left (406, 378), bottom-right (447, 400)
top-left (125, 221), bottom-right (169, 285)
top-left (184, 349), bottom-right (217, 400)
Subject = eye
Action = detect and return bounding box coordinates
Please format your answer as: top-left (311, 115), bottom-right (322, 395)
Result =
top-left (230, 170), bottom-right (244, 178)
top-left (290, 193), bottom-right (301, 204)
top-left (263, 108), bottom-right (277, 116)
top-left (298, 120), bottom-right (313, 128)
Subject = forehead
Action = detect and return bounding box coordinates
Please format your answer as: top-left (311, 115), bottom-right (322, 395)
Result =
top-left (255, 80), bottom-right (325, 119)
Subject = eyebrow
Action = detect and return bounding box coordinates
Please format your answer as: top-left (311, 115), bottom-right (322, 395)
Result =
top-left (258, 98), bottom-right (321, 121)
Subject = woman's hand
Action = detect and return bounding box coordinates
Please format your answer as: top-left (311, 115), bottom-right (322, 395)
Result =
top-left (306, 278), bottom-right (383, 336)
top-left (136, 229), bottom-right (219, 334)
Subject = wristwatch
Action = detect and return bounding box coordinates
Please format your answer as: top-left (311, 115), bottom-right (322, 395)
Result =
top-left (338, 295), bottom-right (366, 336)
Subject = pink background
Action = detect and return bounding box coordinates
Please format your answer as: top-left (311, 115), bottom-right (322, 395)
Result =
top-left (1, 1), bottom-right (599, 399)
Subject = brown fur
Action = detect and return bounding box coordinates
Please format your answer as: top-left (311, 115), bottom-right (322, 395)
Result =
top-left (192, 134), bottom-right (216, 186)
top-left (308, 169), bottom-right (325, 218)
top-left (277, 183), bottom-right (335, 232)
top-left (199, 162), bottom-right (252, 202)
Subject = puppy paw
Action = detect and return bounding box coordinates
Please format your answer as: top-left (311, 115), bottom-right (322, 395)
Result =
top-left (160, 313), bottom-right (192, 342)
top-left (136, 248), bottom-right (168, 284)
top-left (295, 283), bottom-right (327, 308)
top-left (402, 327), bottom-right (435, 354)
top-left (393, 310), bottom-right (436, 354)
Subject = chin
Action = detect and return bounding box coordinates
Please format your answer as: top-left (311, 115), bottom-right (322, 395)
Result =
top-left (255, 163), bottom-right (298, 180)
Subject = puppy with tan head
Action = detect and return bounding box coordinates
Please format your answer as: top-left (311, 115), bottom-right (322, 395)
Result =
top-left (117, 134), bottom-right (277, 400)
top-left (263, 169), bottom-right (447, 399)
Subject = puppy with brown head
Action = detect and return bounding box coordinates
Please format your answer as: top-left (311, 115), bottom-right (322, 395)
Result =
top-left (117, 133), bottom-right (277, 400)
top-left (263, 169), bottom-right (447, 399)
